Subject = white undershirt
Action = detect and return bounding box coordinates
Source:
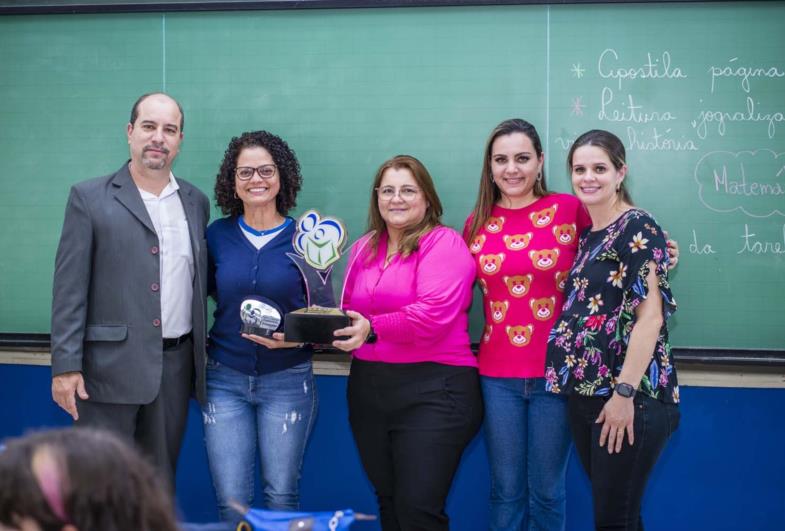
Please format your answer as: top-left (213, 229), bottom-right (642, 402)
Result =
top-left (138, 173), bottom-right (194, 339)
top-left (240, 223), bottom-right (286, 250)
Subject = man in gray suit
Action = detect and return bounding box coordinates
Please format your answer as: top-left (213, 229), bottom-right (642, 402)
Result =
top-left (50, 92), bottom-right (209, 489)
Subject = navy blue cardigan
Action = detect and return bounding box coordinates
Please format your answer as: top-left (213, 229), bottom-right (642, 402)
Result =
top-left (206, 216), bottom-right (311, 375)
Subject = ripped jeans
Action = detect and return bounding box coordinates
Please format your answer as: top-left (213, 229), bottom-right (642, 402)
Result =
top-left (202, 358), bottom-right (317, 523)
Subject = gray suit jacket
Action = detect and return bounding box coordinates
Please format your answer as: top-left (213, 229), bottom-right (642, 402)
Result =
top-left (51, 163), bottom-right (210, 405)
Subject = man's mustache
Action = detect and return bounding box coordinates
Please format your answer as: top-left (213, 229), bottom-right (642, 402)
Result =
top-left (143, 145), bottom-right (170, 154)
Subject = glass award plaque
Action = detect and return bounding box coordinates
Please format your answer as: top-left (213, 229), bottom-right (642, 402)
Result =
top-left (284, 210), bottom-right (351, 344)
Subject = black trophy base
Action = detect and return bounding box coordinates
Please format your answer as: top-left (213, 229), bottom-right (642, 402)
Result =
top-left (241, 323), bottom-right (277, 338)
top-left (284, 307), bottom-right (351, 344)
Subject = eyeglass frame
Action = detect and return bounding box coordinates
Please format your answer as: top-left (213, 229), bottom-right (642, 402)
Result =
top-left (375, 185), bottom-right (421, 201)
top-left (235, 164), bottom-right (278, 181)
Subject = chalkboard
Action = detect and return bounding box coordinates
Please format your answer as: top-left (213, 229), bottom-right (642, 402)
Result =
top-left (0, 2), bottom-right (783, 356)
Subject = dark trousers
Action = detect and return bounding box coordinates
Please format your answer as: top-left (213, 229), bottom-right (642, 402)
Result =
top-left (75, 337), bottom-right (194, 490)
top-left (567, 393), bottom-right (680, 531)
top-left (348, 359), bottom-right (483, 531)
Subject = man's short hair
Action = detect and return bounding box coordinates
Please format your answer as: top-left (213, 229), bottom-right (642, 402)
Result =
top-left (129, 92), bottom-right (185, 131)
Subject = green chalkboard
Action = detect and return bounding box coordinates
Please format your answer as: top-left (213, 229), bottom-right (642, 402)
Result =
top-left (0, 2), bottom-right (783, 353)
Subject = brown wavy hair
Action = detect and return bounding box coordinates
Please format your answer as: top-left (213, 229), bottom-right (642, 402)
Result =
top-left (364, 155), bottom-right (443, 260)
top-left (214, 130), bottom-right (302, 217)
top-left (465, 118), bottom-right (549, 244)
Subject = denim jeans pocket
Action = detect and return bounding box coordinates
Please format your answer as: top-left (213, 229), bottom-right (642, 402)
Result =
top-left (206, 357), bottom-right (221, 370)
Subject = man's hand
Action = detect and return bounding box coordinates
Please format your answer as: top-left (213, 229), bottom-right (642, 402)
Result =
top-left (52, 372), bottom-right (88, 421)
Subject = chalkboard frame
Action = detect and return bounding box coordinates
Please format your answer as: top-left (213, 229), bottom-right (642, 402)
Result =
top-left (2, 2), bottom-right (783, 363)
top-left (0, 0), bottom-right (775, 16)
top-left (2, 333), bottom-right (783, 366)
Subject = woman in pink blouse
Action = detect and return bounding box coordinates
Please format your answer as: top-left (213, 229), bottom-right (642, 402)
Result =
top-left (333, 154), bottom-right (483, 531)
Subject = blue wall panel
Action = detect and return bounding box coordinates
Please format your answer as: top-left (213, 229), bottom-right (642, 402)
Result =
top-left (1, 364), bottom-right (783, 530)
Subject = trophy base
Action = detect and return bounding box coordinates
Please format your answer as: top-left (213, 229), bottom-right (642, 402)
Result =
top-left (284, 307), bottom-right (351, 344)
top-left (241, 323), bottom-right (277, 338)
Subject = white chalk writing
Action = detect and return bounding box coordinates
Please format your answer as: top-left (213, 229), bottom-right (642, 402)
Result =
top-left (709, 57), bottom-right (785, 93)
top-left (598, 48), bottom-right (687, 90)
top-left (692, 97), bottom-right (785, 139)
top-left (694, 150), bottom-right (785, 218)
top-left (599, 87), bottom-right (677, 123)
top-left (626, 127), bottom-right (698, 151)
top-left (713, 164), bottom-right (784, 197)
top-left (737, 224), bottom-right (785, 255)
top-left (689, 230), bottom-right (716, 255)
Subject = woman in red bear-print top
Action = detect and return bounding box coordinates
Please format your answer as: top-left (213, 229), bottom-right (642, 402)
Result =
top-left (463, 118), bottom-right (589, 531)
top-left (464, 119), bottom-right (678, 531)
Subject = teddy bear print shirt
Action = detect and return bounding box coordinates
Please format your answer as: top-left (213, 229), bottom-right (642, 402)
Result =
top-left (466, 193), bottom-right (590, 378)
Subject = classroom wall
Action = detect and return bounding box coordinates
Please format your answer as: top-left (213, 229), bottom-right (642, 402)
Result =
top-left (2, 363), bottom-right (783, 531)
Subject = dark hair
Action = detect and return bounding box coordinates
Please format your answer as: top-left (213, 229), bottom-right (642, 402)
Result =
top-left (214, 130), bottom-right (303, 217)
top-left (465, 118), bottom-right (548, 244)
top-left (129, 92), bottom-right (184, 131)
top-left (365, 155), bottom-right (443, 259)
top-left (0, 428), bottom-right (179, 531)
top-left (567, 129), bottom-right (633, 206)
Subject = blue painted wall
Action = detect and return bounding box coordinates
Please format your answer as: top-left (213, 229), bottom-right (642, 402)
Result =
top-left (2, 364), bottom-right (783, 530)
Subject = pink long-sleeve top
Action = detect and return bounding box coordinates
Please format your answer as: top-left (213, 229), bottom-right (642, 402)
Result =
top-left (342, 225), bottom-right (478, 367)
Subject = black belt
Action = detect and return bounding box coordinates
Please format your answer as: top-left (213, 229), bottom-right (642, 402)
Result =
top-left (163, 332), bottom-right (192, 350)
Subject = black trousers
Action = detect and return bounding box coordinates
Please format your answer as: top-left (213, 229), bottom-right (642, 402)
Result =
top-left (348, 359), bottom-right (483, 531)
top-left (75, 337), bottom-right (194, 491)
top-left (567, 393), bottom-right (680, 531)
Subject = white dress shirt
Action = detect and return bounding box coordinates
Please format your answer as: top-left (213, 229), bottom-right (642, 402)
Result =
top-left (138, 173), bottom-right (194, 339)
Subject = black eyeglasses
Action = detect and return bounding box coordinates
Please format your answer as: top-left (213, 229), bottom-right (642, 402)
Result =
top-left (235, 165), bottom-right (277, 180)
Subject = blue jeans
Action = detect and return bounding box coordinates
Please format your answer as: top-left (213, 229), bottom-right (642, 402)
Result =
top-left (481, 377), bottom-right (572, 531)
top-left (202, 358), bottom-right (318, 523)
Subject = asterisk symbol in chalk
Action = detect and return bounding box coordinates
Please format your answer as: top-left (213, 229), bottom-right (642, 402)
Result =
top-left (571, 63), bottom-right (585, 79)
top-left (571, 97), bottom-right (586, 116)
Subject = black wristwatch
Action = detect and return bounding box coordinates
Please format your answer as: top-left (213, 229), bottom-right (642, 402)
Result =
top-left (614, 382), bottom-right (636, 398)
top-left (365, 323), bottom-right (378, 344)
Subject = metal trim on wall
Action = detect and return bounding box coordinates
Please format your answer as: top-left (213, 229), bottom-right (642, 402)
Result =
top-left (3, 333), bottom-right (784, 366)
top-left (0, 0), bottom-right (766, 16)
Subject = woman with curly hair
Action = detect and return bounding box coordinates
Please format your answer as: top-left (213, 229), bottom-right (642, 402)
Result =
top-left (204, 130), bottom-right (316, 524)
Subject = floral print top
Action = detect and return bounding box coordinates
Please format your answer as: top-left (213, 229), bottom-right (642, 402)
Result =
top-left (545, 209), bottom-right (679, 403)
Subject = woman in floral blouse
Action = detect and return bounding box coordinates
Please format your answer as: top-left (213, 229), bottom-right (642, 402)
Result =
top-left (545, 129), bottom-right (680, 530)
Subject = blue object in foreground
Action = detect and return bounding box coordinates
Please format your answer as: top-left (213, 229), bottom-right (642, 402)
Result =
top-left (239, 508), bottom-right (373, 531)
